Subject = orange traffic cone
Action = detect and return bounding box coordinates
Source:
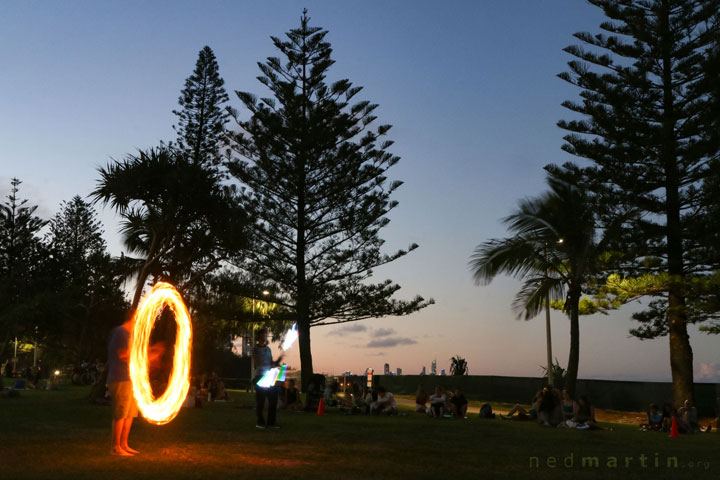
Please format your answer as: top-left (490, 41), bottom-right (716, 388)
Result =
top-left (317, 397), bottom-right (325, 415)
top-left (670, 417), bottom-right (679, 438)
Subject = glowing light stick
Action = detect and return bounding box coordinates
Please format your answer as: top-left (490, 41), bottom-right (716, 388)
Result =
top-left (256, 364), bottom-right (287, 388)
top-left (281, 323), bottom-right (298, 351)
top-left (129, 282), bottom-right (192, 425)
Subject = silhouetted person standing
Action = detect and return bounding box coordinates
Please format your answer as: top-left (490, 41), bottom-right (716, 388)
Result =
top-left (107, 318), bottom-right (139, 456)
top-left (252, 329), bottom-right (284, 429)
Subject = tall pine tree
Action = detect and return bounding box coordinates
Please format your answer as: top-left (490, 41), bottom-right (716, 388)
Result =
top-left (227, 10), bottom-right (432, 388)
top-left (173, 46), bottom-right (230, 167)
top-left (47, 196), bottom-right (127, 359)
top-left (558, 0), bottom-right (720, 404)
top-left (0, 178), bottom-right (47, 357)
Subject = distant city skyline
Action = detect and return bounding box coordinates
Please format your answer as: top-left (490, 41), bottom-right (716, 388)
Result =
top-left (1, 1), bottom-right (718, 382)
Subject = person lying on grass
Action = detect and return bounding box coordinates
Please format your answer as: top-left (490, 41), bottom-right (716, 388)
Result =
top-left (502, 390), bottom-right (541, 421)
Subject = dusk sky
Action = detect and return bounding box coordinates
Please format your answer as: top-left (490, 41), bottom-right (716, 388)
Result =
top-left (1, 0), bottom-right (718, 382)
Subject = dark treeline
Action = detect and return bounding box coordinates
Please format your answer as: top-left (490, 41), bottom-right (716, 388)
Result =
top-left (1, 11), bottom-right (431, 387)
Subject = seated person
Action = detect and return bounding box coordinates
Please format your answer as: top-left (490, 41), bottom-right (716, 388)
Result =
top-left (573, 395), bottom-right (599, 429)
top-left (284, 379), bottom-right (302, 411)
top-left (370, 386), bottom-right (397, 415)
top-left (183, 386), bottom-right (198, 408)
top-left (207, 372), bottom-right (220, 400)
top-left (503, 390), bottom-right (541, 421)
top-left (339, 387), bottom-right (354, 410)
top-left (661, 403), bottom-right (674, 432)
top-left (641, 403), bottom-right (663, 431)
top-left (364, 388), bottom-right (376, 414)
top-left (561, 389), bottom-right (574, 421)
top-left (537, 388), bottom-right (563, 427)
top-left (428, 386), bottom-right (446, 418)
top-left (677, 399), bottom-right (699, 434)
top-left (350, 383), bottom-right (367, 414)
top-left (415, 385), bottom-right (429, 413)
top-left (450, 388), bottom-right (468, 418)
top-left (214, 380), bottom-right (230, 401)
top-left (324, 379), bottom-right (340, 407)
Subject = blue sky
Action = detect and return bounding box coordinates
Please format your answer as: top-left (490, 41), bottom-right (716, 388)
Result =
top-left (1, 0), bottom-right (718, 381)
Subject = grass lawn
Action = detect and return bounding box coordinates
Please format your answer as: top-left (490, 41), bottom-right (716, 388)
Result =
top-left (1, 385), bottom-right (718, 479)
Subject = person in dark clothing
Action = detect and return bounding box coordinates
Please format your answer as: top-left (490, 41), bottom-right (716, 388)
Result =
top-left (252, 329), bottom-right (284, 429)
top-left (451, 388), bottom-right (468, 418)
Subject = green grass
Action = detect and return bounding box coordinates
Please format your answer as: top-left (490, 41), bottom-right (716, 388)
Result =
top-left (1, 385), bottom-right (718, 479)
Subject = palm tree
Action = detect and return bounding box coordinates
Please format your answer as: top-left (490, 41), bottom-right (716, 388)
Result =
top-left (92, 147), bottom-right (247, 309)
top-left (469, 165), bottom-right (628, 395)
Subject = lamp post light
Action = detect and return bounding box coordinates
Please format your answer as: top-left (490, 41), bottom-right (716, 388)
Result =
top-left (250, 289), bottom-right (271, 388)
top-left (544, 238), bottom-right (563, 387)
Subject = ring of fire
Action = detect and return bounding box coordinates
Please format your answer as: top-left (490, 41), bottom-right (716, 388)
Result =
top-left (129, 282), bottom-right (192, 425)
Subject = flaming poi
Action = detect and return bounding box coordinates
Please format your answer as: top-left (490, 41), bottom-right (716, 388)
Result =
top-left (129, 282), bottom-right (192, 425)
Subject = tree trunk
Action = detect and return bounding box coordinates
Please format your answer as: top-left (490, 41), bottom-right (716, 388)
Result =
top-left (131, 269), bottom-right (150, 311)
top-left (565, 289), bottom-right (581, 397)
top-left (659, 1), bottom-right (694, 406)
top-left (297, 309), bottom-right (313, 392)
top-left (668, 294), bottom-right (694, 406)
top-left (130, 233), bottom-right (161, 311)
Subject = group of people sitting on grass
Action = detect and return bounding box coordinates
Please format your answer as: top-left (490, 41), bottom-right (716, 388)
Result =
top-left (641, 400), bottom-right (713, 434)
top-left (185, 372), bottom-right (231, 407)
top-left (334, 382), bottom-right (399, 415)
top-left (501, 387), bottom-right (602, 430)
top-left (415, 385), bottom-right (469, 418)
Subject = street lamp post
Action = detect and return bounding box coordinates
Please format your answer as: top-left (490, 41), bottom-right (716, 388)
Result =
top-left (545, 292), bottom-right (554, 387)
top-left (249, 290), bottom-right (271, 389)
top-left (544, 238), bottom-right (563, 387)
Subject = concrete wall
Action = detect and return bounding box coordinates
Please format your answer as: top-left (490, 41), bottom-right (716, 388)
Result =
top-left (374, 375), bottom-right (720, 417)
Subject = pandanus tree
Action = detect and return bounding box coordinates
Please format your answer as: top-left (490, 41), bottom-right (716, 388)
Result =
top-left (470, 166), bottom-right (629, 395)
top-left (450, 356), bottom-right (468, 376)
top-left (92, 147), bottom-right (247, 310)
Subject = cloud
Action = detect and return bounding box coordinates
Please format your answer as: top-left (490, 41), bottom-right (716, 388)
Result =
top-left (373, 328), bottom-right (395, 337)
top-left (697, 362), bottom-right (720, 382)
top-left (328, 324), bottom-right (367, 336)
top-left (367, 337), bottom-right (417, 348)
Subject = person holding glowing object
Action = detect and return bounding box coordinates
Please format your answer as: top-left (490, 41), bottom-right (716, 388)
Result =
top-left (107, 316), bottom-right (164, 456)
top-left (253, 329), bottom-right (284, 429)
